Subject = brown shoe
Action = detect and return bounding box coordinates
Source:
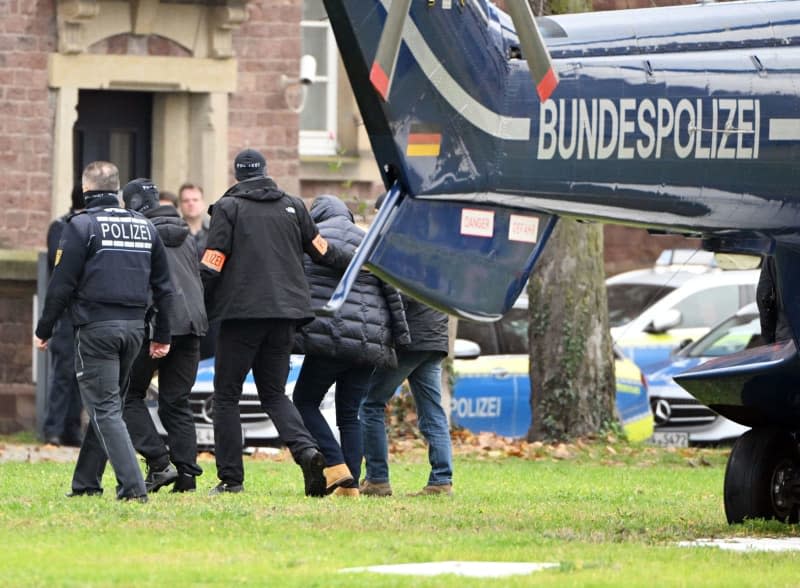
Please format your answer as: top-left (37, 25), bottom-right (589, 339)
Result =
top-left (323, 463), bottom-right (353, 494)
top-left (409, 484), bottom-right (453, 497)
top-left (332, 487), bottom-right (360, 498)
top-left (359, 480), bottom-right (393, 497)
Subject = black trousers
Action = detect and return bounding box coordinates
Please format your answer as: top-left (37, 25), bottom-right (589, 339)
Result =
top-left (71, 320), bottom-right (146, 499)
top-left (214, 318), bottom-right (318, 485)
top-left (123, 334), bottom-right (203, 477)
top-left (43, 315), bottom-right (83, 443)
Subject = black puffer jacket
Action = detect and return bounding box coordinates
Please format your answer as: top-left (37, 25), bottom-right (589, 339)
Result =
top-left (295, 195), bottom-right (411, 368)
top-left (146, 205), bottom-right (208, 337)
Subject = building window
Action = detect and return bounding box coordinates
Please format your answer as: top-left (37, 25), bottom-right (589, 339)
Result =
top-left (301, 0), bottom-right (338, 156)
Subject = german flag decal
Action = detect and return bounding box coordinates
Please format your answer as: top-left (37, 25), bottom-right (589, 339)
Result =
top-left (406, 126), bottom-right (442, 157)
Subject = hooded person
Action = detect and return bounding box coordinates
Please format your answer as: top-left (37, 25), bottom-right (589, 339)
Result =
top-left (292, 194), bottom-right (411, 497)
top-left (199, 148), bottom-right (353, 496)
top-left (121, 178), bottom-right (208, 493)
top-left (35, 161), bottom-right (174, 501)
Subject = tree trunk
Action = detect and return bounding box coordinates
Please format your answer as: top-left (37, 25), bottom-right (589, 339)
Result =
top-left (527, 219), bottom-right (616, 441)
top-left (524, 0), bottom-right (611, 443)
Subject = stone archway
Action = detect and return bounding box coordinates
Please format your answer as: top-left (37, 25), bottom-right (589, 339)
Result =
top-left (50, 0), bottom-right (252, 214)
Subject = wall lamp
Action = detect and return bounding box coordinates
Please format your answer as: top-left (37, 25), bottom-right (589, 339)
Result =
top-left (280, 54), bottom-right (317, 113)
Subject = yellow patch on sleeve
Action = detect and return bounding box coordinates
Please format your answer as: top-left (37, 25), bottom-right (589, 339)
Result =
top-left (201, 249), bottom-right (227, 272)
top-left (312, 234), bottom-right (328, 256)
top-left (54, 249), bottom-right (62, 266)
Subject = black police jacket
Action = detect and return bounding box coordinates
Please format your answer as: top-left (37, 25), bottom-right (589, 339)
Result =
top-left (36, 193), bottom-right (174, 343)
top-left (295, 195), bottom-right (411, 368)
top-left (46, 210), bottom-right (78, 274)
top-left (144, 205), bottom-right (208, 338)
top-left (201, 177), bottom-right (351, 323)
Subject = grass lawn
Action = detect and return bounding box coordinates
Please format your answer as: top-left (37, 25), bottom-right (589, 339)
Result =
top-left (1, 440), bottom-right (798, 587)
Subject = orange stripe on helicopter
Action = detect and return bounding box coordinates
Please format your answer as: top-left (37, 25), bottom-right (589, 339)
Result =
top-left (370, 62), bottom-right (391, 102)
top-left (536, 67), bottom-right (558, 102)
top-left (406, 132), bottom-right (442, 157)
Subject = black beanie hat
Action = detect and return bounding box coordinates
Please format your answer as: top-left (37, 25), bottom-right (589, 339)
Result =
top-left (234, 148), bottom-right (267, 181)
top-left (122, 178), bottom-right (159, 213)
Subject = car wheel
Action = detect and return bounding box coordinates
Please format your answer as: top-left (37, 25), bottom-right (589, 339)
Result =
top-left (723, 427), bottom-right (799, 524)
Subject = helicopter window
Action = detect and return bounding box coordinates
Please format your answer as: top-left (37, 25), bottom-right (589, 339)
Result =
top-left (537, 17), bottom-right (567, 39)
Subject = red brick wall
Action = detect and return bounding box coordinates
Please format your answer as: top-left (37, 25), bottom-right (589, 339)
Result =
top-left (604, 226), bottom-right (700, 276)
top-left (0, 1), bottom-right (55, 430)
top-left (0, 281), bottom-right (36, 432)
top-left (230, 1), bottom-right (302, 196)
top-left (0, 1), bottom-right (56, 249)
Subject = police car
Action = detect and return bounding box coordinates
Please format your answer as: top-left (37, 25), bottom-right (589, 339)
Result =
top-left (453, 294), bottom-right (654, 442)
top-left (645, 303), bottom-right (758, 446)
top-left (147, 355), bottom-right (338, 449)
top-left (607, 251), bottom-right (759, 373)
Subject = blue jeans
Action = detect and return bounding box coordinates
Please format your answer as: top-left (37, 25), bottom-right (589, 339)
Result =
top-left (294, 355), bottom-right (372, 488)
top-left (361, 350), bottom-right (453, 486)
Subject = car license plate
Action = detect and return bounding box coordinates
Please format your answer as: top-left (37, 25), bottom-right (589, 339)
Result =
top-left (650, 431), bottom-right (689, 448)
top-left (196, 427), bottom-right (215, 447)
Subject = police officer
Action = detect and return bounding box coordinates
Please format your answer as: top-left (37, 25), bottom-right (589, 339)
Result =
top-left (34, 161), bottom-right (174, 501)
top-left (121, 178), bottom-right (208, 493)
top-left (200, 148), bottom-right (351, 496)
top-left (41, 185), bottom-right (85, 447)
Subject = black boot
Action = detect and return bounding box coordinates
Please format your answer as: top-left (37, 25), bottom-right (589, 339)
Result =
top-left (298, 448), bottom-right (326, 497)
top-left (144, 462), bottom-right (178, 493)
top-left (171, 472), bottom-right (197, 493)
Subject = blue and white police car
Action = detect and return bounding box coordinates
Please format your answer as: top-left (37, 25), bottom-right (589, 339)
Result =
top-left (645, 303), bottom-right (758, 446)
top-left (453, 294), bottom-right (654, 442)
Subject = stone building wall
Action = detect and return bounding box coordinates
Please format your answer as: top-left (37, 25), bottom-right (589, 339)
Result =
top-left (0, 2), bottom-right (56, 431)
top-left (230, 1), bottom-right (302, 195)
top-left (0, 278), bottom-right (36, 433)
top-left (0, 1), bottom-right (56, 250)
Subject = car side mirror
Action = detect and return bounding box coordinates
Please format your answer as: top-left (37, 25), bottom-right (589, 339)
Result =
top-left (645, 308), bottom-right (682, 334)
top-left (454, 338), bottom-right (481, 360)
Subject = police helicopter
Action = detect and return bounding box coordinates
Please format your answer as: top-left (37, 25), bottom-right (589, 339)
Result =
top-left (318, 0), bottom-right (800, 524)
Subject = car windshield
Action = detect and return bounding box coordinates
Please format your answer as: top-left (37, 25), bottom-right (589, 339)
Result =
top-left (685, 314), bottom-right (761, 358)
top-left (606, 283), bottom-right (676, 328)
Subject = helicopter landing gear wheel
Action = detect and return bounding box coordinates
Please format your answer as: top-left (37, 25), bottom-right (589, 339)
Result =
top-left (724, 428), bottom-right (799, 524)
